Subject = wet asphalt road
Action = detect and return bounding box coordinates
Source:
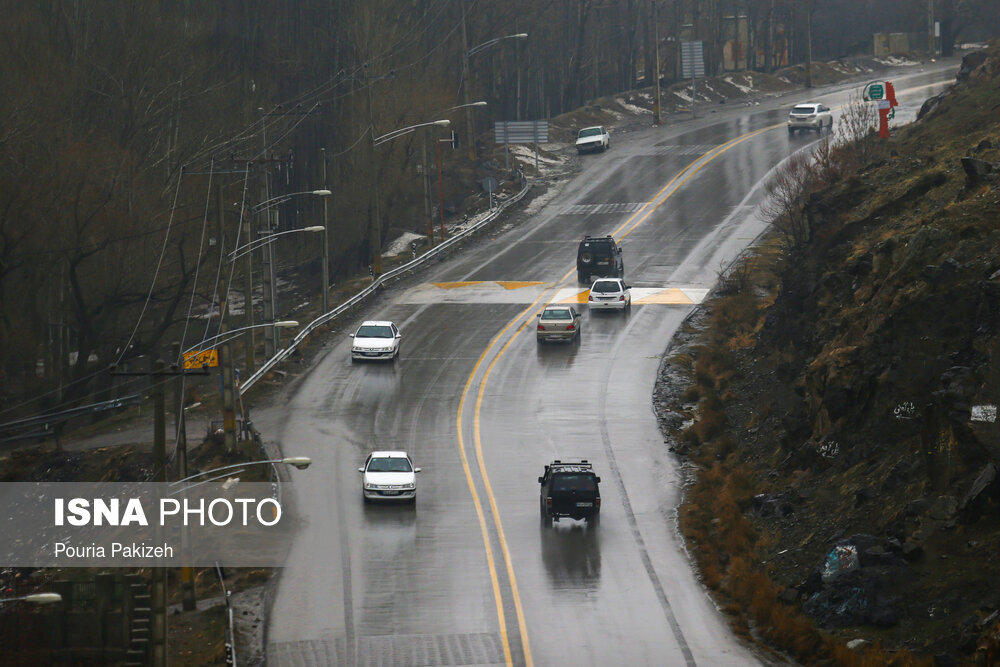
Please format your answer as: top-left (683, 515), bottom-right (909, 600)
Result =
top-left (264, 64), bottom-right (955, 666)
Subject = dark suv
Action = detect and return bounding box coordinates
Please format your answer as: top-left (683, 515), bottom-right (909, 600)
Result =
top-left (538, 460), bottom-right (601, 525)
top-left (577, 235), bottom-right (623, 283)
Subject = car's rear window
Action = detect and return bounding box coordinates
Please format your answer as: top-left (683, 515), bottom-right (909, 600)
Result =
top-left (357, 325), bottom-right (393, 338)
top-left (580, 241), bottom-right (613, 255)
top-left (791, 106), bottom-right (817, 114)
top-left (552, 474), bottom-right (596, 492)
top-left (542, 309), bottom-right (572, 320)
top-left (368, 457), bottom-right (412, 472)
top-left (578, 128), bottom-right (602, 137)
top-left (591, 281), bottom-right (620, 293)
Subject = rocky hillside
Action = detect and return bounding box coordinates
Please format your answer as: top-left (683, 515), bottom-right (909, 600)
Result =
top-left (657, 45), bottom-right (1000, 664)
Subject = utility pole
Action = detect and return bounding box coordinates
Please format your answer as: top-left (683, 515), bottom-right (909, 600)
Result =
top-left (152, 359), bottom-right (167, 667)
top-left (421, 136), bottom-right (434, 245)
top-left (321, 148), bottom-right (330, 312)
top-left (460, 4), bottom-right (476, 161)
top-left (927, 0), bottom-right (935, 57)
top-left (366, 68), bottom-right (383, 276)
top-left (653, 1), bottom-right (662, 125)
top-left (217, 184), bottom-right (237, 453)
top-left (804, 0), bottom-right (813, 88)
top-left (436, 138), bottom-right (447, 241)
top-left (243, 203), bottom-right (255, 373)
top-left (171, 342), bottom-right (196, 612)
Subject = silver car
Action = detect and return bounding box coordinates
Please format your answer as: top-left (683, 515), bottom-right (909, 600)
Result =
top-left (588, 278), bottom-right (631, 313)
top-left (536, 305), bottom-right (582, 343)
top-left (787, 102), bottom-right (833, 134)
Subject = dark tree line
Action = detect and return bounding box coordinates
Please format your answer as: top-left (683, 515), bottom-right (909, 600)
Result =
top-left (1, 0), bottom-right (995, 418)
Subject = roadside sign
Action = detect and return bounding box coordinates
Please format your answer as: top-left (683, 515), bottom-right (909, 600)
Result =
top-left (680, 41), bottom-right (705, 79)
top-left (877, 99), bottom-right (891, 110)
top-left (865, 82), bottom-right (885, 101)
top-left (183, 349), bottom-right (219, 369)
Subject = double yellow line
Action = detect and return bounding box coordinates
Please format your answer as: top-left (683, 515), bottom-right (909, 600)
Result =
top-left (455, 121), bottom-right (782, 666)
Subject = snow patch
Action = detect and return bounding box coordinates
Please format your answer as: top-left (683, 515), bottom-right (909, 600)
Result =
top-left (385, 231), bottom-right (425, 257)
top-left (722, 75), bottom-right (754, 95)
top-left (615, 97), bottom-right (652, 115)
top-left (874, 55), bottom-right (920, 67)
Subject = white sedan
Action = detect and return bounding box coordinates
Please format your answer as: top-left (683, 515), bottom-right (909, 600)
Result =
top-left (359, 451), bottom-right (420, 503)
top-left (349, 320), bottom-right (401, 362)
top-left (588, 278), bottom-right (631, 313)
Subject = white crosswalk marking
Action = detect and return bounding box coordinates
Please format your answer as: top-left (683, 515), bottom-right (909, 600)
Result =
top-left (560, 202), bottom-right (649, 216)
top-left (643, 144), bottom-right (716, 156)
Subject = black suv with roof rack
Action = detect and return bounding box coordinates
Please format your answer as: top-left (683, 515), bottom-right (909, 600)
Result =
top-left (538, 460), bottom-right (602, 525)
top-left (577, 235), bottom-right (623, 283)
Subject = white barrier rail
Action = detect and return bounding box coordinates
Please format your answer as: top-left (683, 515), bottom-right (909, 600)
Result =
top-left (240, 181), bottom-right (531, 395)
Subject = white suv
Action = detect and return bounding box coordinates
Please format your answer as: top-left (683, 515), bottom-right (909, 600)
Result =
top-left (787, 103), bottom-right (833, 134)
top-left (359, 451), bottom-right (420, 503)
top-left (576, 126), bottom-right (610, 154)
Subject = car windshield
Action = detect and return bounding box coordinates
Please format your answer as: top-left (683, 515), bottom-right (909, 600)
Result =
top-left (591, 281), bottom-right (621, 293)
top-left (368, 457), bottom-right (412, 473)
top-left (552, 474), bottom-right (596, 492)
top-left (791, 106), bottom-right (817, 114)
top-left (542, 308), bottom-right (572, 320)
top-left (356, 325), bottom-right (393, 338)
top-left (578, 128), bottom-right (602, 137)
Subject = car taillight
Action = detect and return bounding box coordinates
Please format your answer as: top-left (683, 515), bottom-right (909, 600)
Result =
top-left (566, 324), bottom-right (575, 330)
top-left (596, 497), bottom-right (601, 508)
top-left (546, 497), bottom-right (552, 507)
top-left (588, 294), bottom-right (594, 301)
top-left (537, 324), bottom-right (545, 331)
top-left (619, 295), bottom-right (625, 301)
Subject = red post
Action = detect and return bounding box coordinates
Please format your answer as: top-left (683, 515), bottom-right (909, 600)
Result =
top-left (878, 105), bottom-right (891, 138)
top-left (436, 139), bottom-right (446, 241)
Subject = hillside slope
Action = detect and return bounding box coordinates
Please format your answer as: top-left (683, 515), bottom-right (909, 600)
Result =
top-left (658, 45), bottom-right (1000, 663)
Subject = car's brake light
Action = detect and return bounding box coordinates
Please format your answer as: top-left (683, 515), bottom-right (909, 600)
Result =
top-left (588, 294), bottom-right (594, 301)
top-left (546, 497), bottom-right (552, 508)
top-left (619, 295), bottom-right (625, 301)
top-left (596, 497), bottom-right (601, 508)
top-left (566, 324), bottom-right (575, 330)
top-left (537, 324), bottom-right (545, 331)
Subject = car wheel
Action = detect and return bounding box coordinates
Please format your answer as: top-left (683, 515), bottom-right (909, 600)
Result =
top-left (787, 127), bottom-right (795, 135)
top-left (351, 357), bottom-right (358, 364)
top-left (588, 512), bottom-right (600, 527)
top-left (575, 327), bottom-right (582, 342)
top-left (363, 494), bottom-right (370, 504)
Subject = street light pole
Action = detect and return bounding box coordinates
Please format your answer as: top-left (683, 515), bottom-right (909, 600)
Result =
top-left (321, 149), bottom-right (330, 313)
top-left (460, 4), bottom-right (475, 162)
top-left (654, 2), bottom-right (663, 124)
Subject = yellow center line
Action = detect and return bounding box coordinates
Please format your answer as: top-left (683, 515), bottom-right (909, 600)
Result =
top-left (459, 119), bottom-right (787, 666)
top-left (457, 283), bottom-right (563, 667)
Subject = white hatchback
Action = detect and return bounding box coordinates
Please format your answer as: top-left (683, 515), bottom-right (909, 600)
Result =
top-left (588, 278), bottom-right (631, 312)
top-left (350, 320), bottom-right (401, 362)
top-left (359, 451), bottom-right (420, 503)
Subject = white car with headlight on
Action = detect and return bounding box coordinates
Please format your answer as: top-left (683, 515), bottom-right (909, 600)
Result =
top-left (359, 451), bottom-right (420, 503)
top-left (350, 320), bottom-right (401, 362)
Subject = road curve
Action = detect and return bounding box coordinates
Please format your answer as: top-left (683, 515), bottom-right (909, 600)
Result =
top-left (264, 63), bottom-right (955, 666)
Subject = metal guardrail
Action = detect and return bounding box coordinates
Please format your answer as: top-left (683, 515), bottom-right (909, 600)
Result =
top-left (0, 394), bottom-right (143, 437)
top-left (239, 180), bottom-right (531, 395)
